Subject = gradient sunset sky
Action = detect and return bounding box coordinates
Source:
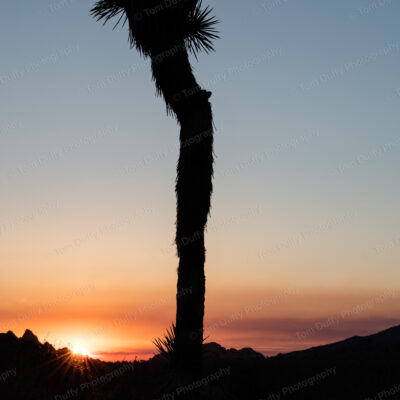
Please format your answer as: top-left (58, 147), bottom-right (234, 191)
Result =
top-left (1, 0), bottom-right (399, 361)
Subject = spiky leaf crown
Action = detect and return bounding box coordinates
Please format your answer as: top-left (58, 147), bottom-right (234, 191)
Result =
top-left (91, 0), bottom-right (219, 57)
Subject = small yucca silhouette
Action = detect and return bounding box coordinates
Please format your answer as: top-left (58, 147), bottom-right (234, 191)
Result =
top-left (153, 324), bottom-right (209, 360)
top-left (153, 324), bottom-right (176, 359)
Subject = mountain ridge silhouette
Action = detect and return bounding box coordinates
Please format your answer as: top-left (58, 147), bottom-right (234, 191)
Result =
top-left (1, 325), bottom-right (400, 399)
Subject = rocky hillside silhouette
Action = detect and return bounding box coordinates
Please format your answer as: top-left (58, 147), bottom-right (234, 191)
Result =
top-left (1, 326), bottom-right (400, 399)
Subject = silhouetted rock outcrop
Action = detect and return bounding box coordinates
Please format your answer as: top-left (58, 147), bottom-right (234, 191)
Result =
top-left (21, 329), bottom-right (40, 344)
top-left (5, 330), bottom-right (18, 342)
top-left (203, 342), bottom-right (265, 361)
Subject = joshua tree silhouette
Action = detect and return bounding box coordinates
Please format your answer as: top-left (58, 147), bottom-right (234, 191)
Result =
top-left (91, 0), bottom-right (218, 373)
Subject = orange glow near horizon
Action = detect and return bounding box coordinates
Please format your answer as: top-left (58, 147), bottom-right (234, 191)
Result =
top-left (1, 181), bottom-right (399, 363)
top-left (1, 204), bottom-right (399, 360)
top-left (1, 282), bottom-right (400, 361)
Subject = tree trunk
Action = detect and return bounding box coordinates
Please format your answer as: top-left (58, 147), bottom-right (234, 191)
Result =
top-left (151, 46), bottom-right (214, 373)
top-left (174, 92), bottom-right (213, 373)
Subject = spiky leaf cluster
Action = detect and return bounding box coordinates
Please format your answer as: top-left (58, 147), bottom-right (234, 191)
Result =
top-left (90, 0), bottom-right (218, 57)
top-left (153, 324), bottom-right (176, 360)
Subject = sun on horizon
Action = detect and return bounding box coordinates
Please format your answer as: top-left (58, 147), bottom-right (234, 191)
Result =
top-left (71, 344), bottom-right (90, 357)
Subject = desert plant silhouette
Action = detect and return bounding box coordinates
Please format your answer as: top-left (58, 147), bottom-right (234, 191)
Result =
top-left (91, 0), bottom-right (218, 376)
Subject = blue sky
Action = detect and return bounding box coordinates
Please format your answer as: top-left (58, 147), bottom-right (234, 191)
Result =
top-left (0, 0), bottom-right (399, 356)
